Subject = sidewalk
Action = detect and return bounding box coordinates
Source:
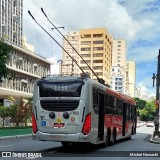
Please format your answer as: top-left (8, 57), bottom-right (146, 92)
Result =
top-left (150, 135), bottom-right (160, 144)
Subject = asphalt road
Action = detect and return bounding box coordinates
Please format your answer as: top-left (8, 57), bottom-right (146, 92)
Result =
top-left (0, 125), bottom-right (159, 160)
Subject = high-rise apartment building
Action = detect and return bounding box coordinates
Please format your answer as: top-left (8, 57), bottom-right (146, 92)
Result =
top-left (112, 39), bottom-right (126, 67)
top-left (110, 66), bottom-right (124, 93)
top-left (79, 28), bottom-right (112, 84)
top-left (0, 0), bottom-right (23, 46)
top-left (111, 39), bottom-right (126, 93)
top-left (61, 31), bottom-right (79, 75)
top-left (62, 28), bottom-right (112, 85)
top-left (126, 61), bottom-right (136, 97)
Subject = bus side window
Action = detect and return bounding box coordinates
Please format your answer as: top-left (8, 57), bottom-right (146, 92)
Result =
top-left (93, 88), bottom-right (98, 114)
top-left (105, 94), bottom-right (107, 113)
top-left (126, 104), bottom-right (131, 121)
top-left (107, 95), bottom-right (111, 108)
top-left (132, 105), bottom-right (136, 121)
top-left (129, 105), bottom-right (131, 121)
top-left (117, 99), bottom-right (122, 116)
top-left (105, 95), bottom-right (112, 114)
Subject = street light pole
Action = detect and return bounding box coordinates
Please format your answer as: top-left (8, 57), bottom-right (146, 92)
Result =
top-left (153, 49), bottom-right (160, 138)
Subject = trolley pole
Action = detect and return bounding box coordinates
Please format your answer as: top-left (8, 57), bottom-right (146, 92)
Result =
top-left (153, 49), bottom-right (160, 138)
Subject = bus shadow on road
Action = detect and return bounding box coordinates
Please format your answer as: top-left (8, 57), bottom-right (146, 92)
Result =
top-left (58, 143), bottom-right (100, 153)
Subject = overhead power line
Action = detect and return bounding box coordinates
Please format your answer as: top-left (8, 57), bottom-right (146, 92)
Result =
top-left (40, 7), bottom-right (105, 84)
top-left (28, 10), bottom-right (85, 75)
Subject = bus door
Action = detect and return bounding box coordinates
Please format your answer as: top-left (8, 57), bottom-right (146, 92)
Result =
top-left (122, 103), bottom-right (127, 136)
top-left (98, 93), bottom-right (105, 141)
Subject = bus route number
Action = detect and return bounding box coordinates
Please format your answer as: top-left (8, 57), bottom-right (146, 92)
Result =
top-left (54, 85), bottom-right (68, 91)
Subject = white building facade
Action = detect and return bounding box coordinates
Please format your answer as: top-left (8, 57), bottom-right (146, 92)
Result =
top-left (0, 43), bottom-right (51, 101)
top-left (110, 66), bottom-right (124, 93)
top-left (111, 39), bottom-right (126, 93)
top-left (126, 61), bottom-right (136, 97)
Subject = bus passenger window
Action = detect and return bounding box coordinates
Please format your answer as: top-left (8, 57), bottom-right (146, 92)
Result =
top-left (117, 100), bottom-right (122, 116)
top-left (106, 107), bottom-right (112, 114)
top-left (107, 95), bottom-right (111, 108)
top-left (110, 96), bottom-right (114, 108)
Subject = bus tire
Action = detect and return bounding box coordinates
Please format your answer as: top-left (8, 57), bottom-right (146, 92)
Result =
top-left (110, 129), bottom-right (116, 145)
top-left (102, 130), bottom-right (110, 147)
top-left (127, 136), bottom-right (131, 140)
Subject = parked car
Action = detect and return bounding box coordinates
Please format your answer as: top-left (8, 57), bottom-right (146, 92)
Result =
top-left (147, 121), bottom-right (154, 127)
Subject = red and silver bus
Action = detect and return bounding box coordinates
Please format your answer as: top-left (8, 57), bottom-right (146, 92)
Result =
top-left (32, 75), bottom-right (137, 146)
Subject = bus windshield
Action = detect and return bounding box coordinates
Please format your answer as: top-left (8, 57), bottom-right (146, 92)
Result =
top-left (39, 81), bottom-right (83, 97)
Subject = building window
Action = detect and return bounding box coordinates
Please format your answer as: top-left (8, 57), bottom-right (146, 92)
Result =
top-left (93, 47), bottom-right (103, 51)
top-left (81, 34), bottom-right (91, 38)
top-left (93, 34), bottom-right (103, 38)
top-left (93, 66), bottom-right (103, 70)
top-left (81, 54), bottom-right (91, 57)
top-left (93, 40), bottom-right (103, 44)
top-left (81, 41), bottom-right (91, 45)
top-left (93, 53), bottom-right (103, 57)
top-left (81, 48), bottom-right (91, 51)
top-left (93, 60), bottom-right (103, 63)
top-left (80, 60), bottom-right (91, 64)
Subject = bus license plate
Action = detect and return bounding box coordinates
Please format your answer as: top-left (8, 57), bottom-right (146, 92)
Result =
top-left (54, 123), bottom-right (65, 128)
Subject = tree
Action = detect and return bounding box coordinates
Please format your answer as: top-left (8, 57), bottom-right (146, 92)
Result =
top-left (139, 100), bottom-right (156, 121)
top-left (23, 98), bottom-right (32, 126)
top-left (0, 106), bottom-right (10, 127)
top-left (8, 105), bottom-right (18, 126)
top-left (134, 97), bottom-right (146, 110)
top-left (0, 39), bottom-right (13, 82)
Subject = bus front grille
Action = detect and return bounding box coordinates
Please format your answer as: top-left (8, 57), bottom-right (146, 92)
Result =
top-left (40, 100), bottom-right (79, 111)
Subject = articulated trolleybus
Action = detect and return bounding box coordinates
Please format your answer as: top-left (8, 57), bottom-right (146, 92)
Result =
top-left (32, 74), bottom-right (137, 146)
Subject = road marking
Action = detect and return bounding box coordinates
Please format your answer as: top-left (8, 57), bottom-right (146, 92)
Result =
top-left (0, 144), bottom-right (14, 148)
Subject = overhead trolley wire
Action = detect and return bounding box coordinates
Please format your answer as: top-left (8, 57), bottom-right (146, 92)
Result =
top-left (40, 7), bottom-right (105, 84)
top-left (28, 10), bottom-right (85, 75)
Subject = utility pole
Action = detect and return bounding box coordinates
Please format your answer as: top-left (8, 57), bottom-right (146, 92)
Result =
top-left (153, 49), bottom-right (160, 138)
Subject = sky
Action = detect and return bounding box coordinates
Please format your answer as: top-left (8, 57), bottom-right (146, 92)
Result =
top-left (23, 0), bottom-right (160, 97)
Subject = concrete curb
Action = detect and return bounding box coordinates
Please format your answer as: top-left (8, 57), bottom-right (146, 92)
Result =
top-left (0, 134), bottom-right (32, 141)
top-left (149, 135), bottom-right (160, 144)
